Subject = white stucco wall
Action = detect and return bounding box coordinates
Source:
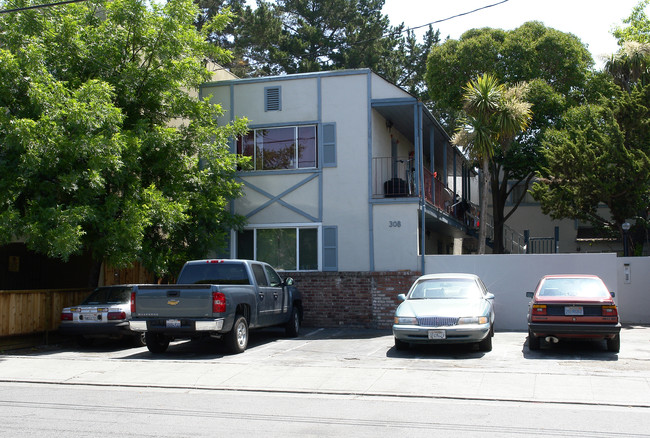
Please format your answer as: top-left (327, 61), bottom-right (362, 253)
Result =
top-left (423, 253), bottom-right (622, 331)
top-left (320, 73), bottom-right (372, 271)
top-left (372, 203), bottom-right (420, 271)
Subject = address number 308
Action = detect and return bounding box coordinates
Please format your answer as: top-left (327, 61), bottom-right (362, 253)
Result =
top-left (389, 221), bottom-right (401, 228)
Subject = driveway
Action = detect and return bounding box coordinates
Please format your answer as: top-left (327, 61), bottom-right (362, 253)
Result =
top-left (1, 326), bottom-right (649, 407)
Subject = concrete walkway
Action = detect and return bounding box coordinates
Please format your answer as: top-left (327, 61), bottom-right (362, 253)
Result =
top-left (1, 326), bottom-right (649, 407)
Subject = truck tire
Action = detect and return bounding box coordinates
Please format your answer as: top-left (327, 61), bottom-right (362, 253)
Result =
top-left (226, 315), bottom-right (249, 354)
top-left (285, 307), bottom-right (300, 337)
top-left (145, 332), bottom-right (169, 354)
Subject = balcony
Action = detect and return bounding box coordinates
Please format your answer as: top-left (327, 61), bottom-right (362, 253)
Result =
top-left (372, 156), bottom-right (456, 213)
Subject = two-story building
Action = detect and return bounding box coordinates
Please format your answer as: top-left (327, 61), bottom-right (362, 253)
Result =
top-left (201, 69), bottom-right (484, 327)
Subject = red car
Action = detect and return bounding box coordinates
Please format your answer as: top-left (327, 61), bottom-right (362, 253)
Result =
top-left (526, 274), bottom-right (621, 352)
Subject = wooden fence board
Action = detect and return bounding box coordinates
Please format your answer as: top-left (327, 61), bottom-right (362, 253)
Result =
top-left (0, 289), bottom-right (91, 337)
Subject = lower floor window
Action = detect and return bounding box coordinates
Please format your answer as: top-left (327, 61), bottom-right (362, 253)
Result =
top-left (237, 227), bottom-right (318, 271)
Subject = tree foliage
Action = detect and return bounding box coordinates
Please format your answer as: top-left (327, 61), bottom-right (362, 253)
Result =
top-left (195, 0), bottom-right (438, 102)
top-left (532, 2), bottom-right (650, 255)
top-left (425, 22), bottom-right (593, 253)
top-left (0, 0), bottom-right (248, 282)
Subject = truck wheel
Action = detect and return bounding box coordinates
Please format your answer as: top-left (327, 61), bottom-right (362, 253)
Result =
top-left (226, 315), bottom-right (248, 354)
top-left (145, 333), bottom-right (169, 354)
top-left (285, 307), bottom-right (300, 337)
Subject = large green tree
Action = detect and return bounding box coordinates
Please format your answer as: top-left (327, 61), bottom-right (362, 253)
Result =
top-left (195, 0), bottom-right (438, 102)
top-left (0, 0), bottom-right (248, 284)
top-left (426, 22), bottom-right (593, 253)
top-left (532, 1), bottom-right (650, 255)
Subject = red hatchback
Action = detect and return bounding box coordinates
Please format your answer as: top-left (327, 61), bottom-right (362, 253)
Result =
top-left (526, 274), bottom-right (621, 352)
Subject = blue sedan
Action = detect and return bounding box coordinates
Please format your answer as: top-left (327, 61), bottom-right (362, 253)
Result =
top-left (392, 273), bottom-right (495, 351)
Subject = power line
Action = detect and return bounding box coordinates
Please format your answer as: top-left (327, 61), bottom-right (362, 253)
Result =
top-left (395, 0), bottom-right (510, 35)
top-left (0, 0), bottom-right (89, 14)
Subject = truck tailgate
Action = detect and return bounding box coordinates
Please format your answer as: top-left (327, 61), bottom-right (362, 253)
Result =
top-left (135, 285), bottom-right (214, 318)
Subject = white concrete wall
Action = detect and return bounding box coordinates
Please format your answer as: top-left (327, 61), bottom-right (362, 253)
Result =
top-left (422, 253), bottom-right (637, 331)
top-left (616, 257), bottom-right (650, 325)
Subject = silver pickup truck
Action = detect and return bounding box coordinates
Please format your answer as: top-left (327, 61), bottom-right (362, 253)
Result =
top-left (129, 259), bottom-right (302, 354)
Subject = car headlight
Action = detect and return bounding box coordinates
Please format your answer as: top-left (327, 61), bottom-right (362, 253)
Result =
top-left (458, 316), bottom-right (488, 325)
top-left (394, 316), bottom-right (418, 325)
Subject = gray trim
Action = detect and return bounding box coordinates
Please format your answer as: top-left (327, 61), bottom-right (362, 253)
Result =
top-left (322, 123), bottom-right (337, 167)
top-left (238, 173), bottom-right (321, 222)
top-left (322, 226), bottom-right (338, 271)
top-left (203, 68), bottom-right (372, 88)
top-left (367, 71), bottom-right (375, 272)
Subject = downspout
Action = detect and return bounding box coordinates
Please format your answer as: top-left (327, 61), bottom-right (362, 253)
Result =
top-left (417, 104), bottom-right (426, 274)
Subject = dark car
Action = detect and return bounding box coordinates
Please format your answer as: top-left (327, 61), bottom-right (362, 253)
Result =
top-left (526, 274), bottom-right (621, 352)
top-left (60, 285), bottom-right (145, 347)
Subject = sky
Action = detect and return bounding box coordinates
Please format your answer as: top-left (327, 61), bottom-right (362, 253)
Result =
top-left (382, 0), bottom-right (645, 68)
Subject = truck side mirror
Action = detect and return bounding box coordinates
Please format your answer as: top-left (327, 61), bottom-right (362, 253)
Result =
top-left (284, 277), bottom-right (294, 286)
top-left (526, 292), bottom-right (534, 298)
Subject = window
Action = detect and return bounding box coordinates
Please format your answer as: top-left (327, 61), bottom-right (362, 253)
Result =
top-left (237, 126), bottom-right (317, 171)
top-left (237, 227), bottom-right (319, 271)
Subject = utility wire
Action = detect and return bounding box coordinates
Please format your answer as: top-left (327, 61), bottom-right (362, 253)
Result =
top-left (398, 0), bottom-right (509, 35)
top-left (0, 0), bottom-right (89, 14)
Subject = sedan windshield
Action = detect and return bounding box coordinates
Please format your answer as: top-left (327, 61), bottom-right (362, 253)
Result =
top-left (408, 279), bottom-right (483, 300)
top-left (538, 277), bottom-right (611, 298)
top-left (82, 287), bottom-right (131, 305)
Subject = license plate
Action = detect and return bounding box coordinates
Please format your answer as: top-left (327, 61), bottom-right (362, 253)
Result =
top-left (565, 306), bottom-right (584, 316)
top-left (81, 314), bottom-right (97, 321)
top-left (166, 319), bottom-right (181, 328)
top-left (428, 330), bottom-right (446, 340)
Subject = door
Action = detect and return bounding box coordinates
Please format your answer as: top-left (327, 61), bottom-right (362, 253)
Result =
top-left (263, 264), bottom-right (286, 325)
top-left (251, 263), bottom-right (274, 326)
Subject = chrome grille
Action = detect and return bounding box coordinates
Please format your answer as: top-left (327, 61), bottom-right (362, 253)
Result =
top-left (417, 316), bottom-right (459, 327)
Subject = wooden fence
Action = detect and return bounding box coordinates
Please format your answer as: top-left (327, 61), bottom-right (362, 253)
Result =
top-left (0, 288), bottom-right (91, 338)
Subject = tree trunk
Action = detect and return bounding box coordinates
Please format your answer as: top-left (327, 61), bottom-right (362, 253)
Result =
top-left (87, 259), bottom-right (102, 288)
top-left (478, 158), bottom-right (490, 254)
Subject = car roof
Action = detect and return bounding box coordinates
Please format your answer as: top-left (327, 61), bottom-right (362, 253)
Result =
top-left (541, 274), bottom-right (602, 279)
top-left (416, 273), bottom-right (480, 280)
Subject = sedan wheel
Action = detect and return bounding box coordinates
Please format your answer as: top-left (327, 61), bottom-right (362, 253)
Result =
top-left (394, 337), bottom-right (409, 351)
top-left (607, 334), bottom-right (620, 353)
top-left (478, 331), bottom-right (492, 352)
top-left (528, 329), bottom-right (541, 351)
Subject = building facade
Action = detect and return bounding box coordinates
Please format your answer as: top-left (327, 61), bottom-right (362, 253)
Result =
top-left (202, 69), bottom-right (481, 278)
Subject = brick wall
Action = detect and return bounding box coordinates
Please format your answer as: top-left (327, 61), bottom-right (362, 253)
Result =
top-left (288, 271), bottom-right (421, 329)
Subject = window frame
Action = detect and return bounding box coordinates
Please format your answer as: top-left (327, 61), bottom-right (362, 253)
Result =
top-left (237, 125), bottom-right (318, 171)
top-left (235, 225), bottom-right (322, 272)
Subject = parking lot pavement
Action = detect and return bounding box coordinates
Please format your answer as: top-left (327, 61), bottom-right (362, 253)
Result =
top-left (1, 325), bottom-right (649, 407)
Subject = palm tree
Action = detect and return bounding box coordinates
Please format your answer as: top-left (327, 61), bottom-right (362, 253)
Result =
top-left (453, 74), bottom-right (532, 254)
top-left (603, 41), bottom-right (650, 92)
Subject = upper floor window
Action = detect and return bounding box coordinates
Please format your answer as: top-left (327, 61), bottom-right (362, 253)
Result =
top-left (237, 126), bottom-right (317, 171)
